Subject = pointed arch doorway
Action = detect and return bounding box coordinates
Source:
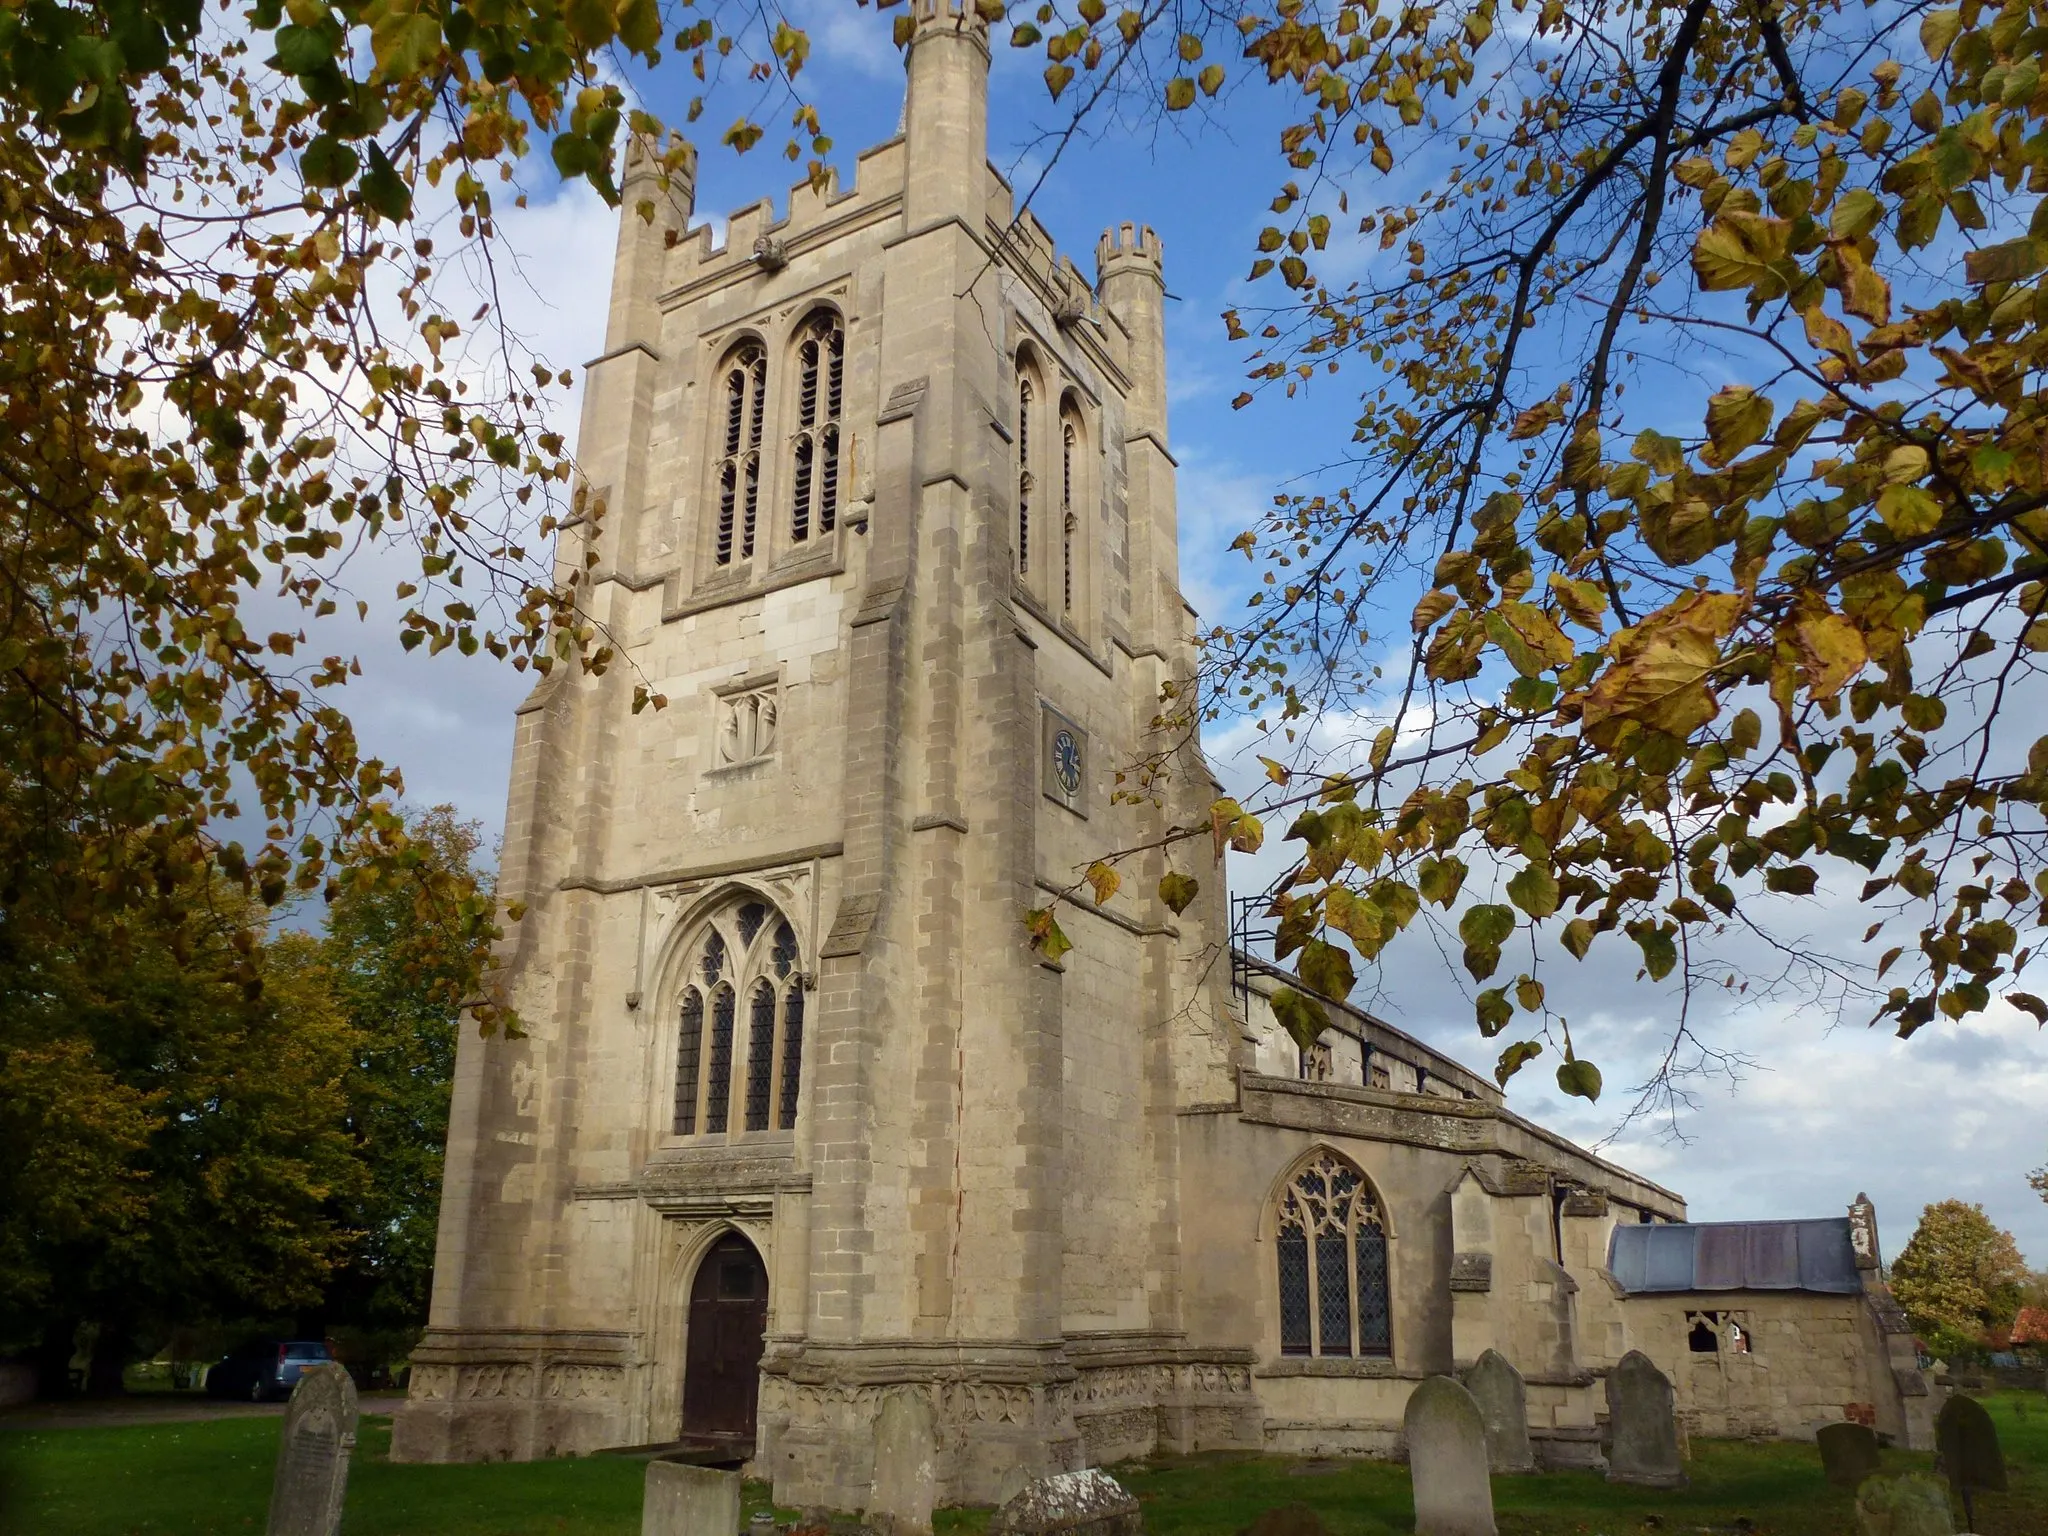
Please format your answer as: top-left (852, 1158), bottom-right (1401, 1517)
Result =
top-left (683, 1232), bottom-right (769, 1440)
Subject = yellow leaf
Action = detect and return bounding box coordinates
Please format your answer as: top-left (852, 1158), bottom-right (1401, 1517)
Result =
top-left (1084, 861), bottom-right (1120, 906)
top-left (1259, 755), bottom-right (1291, 786)
top-left (1579, 591), bottom-right (1745, 743)
top-left (1411, 588), bottom-right (1457, 633)
top-left (1876, 484), bottom-right (1942, 538)
top-left (1837, 245), bottom-right (1890, 324)
top-left (1787, 608), bottom-right (1867, 700)
top-left (1165, 76), bottom-right (1196, 110)
top-left (1486, 602), bottom-right (1575, 677)
top-left (1508, 399), bottom-right (1563, 439)
top-left (1691, 213), bottom-right (1791, 292)
top-left (1703, 386), bottom-right (1773, 464)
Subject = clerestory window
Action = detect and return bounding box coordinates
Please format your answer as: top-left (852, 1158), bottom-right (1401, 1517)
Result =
top-left (673, 901), bottom-right (806, 1136)
top-left (790, 313), bottom-right (844, 545)
top-left (1276, 1151), bottom-right (1393, 1359)
top-left (714, 343), bottom-right (768, 566)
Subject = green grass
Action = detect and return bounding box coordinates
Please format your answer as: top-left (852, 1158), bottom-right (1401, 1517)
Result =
top-left (1, 1394), bottom-right (2042, 1536)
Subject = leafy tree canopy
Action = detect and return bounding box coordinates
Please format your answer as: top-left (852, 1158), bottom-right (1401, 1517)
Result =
top-left (1889, 1197), bottom-right (2029, 1346)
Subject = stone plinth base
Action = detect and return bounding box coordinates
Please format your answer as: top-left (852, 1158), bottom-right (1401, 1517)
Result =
top-left (389, 1329), bottom-right (635, 1464)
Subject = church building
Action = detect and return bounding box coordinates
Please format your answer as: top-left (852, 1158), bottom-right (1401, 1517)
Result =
top-left (391, 0), bottom-right (1934, 1501)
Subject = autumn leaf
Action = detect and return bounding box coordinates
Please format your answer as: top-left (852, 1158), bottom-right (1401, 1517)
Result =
top-left (1158, 872), bottom-right (1199, 914)
top-left (1084, 861), bottom-right (1120, 906)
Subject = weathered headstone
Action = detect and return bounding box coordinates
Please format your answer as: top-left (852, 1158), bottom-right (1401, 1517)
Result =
top-left (264, 1363), bottom-right (358, 1536)
top-left (1934, 1394), bottom-right (2005, 1530)
top-left (1817, 1421), bottom-right (1883, 1489)
top-left (1404, 1376), bottom-right (1496, 1536)
top-left (1854, 1473), bottom-right (1955, 1536)
top-left (1238, 1506), bottom-right (1329, 1536)
top-left (643, 1461), bottom-right (741, 1536)
top-left (1459, 1351), bottom-right (1535, 1474)
top-left (868, 1389), bottom-right (938, 1536)
top-left (986, 1469), bottom-right (1143, 1536)
top-left (1604, 1351), bottom-right (1686, 1490)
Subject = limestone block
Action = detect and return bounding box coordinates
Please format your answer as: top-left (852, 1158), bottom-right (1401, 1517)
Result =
top-left (645, 1461), bottom-right (742, 1536)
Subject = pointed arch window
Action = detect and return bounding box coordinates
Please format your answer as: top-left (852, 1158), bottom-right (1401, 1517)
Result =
top-left (714, 343), bottom-right (767, 566)
top-left (791, 313), bottom-right (844, 544)
top-left (673, 901), bottom-right (809, 1137)
top-left (1275, 1151), bottom-right (1392, 1358)
top-left (1016, 368), bottom-right (1035, 577)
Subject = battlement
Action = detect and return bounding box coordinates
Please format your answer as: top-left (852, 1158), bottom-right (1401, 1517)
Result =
top-left (909, 0), bottom-right (988, 33)
top-left (623, 131), bottom-right (696, 190)
top-left (1096, 222), bottom-right (1163, 279)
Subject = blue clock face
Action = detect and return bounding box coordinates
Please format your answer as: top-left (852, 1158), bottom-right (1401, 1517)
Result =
top-left (1052, 729), bottom-right (1082, 796)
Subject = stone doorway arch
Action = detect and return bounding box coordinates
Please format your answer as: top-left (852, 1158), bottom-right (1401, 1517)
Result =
top-left (683, 1230), bottom-right (769, 1440)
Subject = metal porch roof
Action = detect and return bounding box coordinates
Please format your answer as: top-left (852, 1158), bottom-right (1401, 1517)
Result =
top-left (1606, 1218), bottom-right (1862, 1295)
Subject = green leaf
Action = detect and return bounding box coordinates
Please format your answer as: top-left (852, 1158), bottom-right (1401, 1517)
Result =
top-left (1876, 483), bottom-right (1942, 538)
top-left (1828, 188), bottom-right (1883, 241)
top-left (1460, 903), bottom-right (1516, 948)
top-left (300, 134), bottom-right (359, 189)
top-left (1024, 907), bottom-right (1071, 962)
top-left (358, 142), bottom-right (411, 222)
top-left (1495, 1039), bottom-right (1543, 1087)
top-left (1561, 917), bottom-right (1595, 959)
top-left (370, 10), bottom-right (443, 80)
top-left (1556, 1057), bottom-right (1603, 1101)
top-left (616, 0), bottom-right (663, 54)
top-left (1299, 937), bottom-right (1356, 1002)
top-left (1627, 920), bottom-right (1677, 981)
top-left (1514, 975), bottom-right (1544, 1012)
top-left (1158, 871), bottom-right (1199, 914)
top-left (272, 23), bottom-right (336, 75)
top-left (1919, 7), bottom-right (1961, 59)
top-left (1418, 855), bottom-right (1467, 908)
top-left (1269, 987), bottom-right (1329, 1052)
top-left (1703, 386), bottom-right (1773, 464)
top-left (1476, 986), bottom-right (1512, 1036)
top-left (564, 0), bottom-right (615, 49)
top-left (1765, 865), bottom-right (1818, 895)
top-left (1506, 865), bottom-right (1560, 920)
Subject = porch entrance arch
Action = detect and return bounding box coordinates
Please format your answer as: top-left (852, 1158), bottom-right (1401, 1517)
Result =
top-left (682, 1231), bottom-right (769, 1439)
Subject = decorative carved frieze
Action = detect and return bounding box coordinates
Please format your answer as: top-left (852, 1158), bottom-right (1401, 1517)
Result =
top-left (1449, 1252), bottom-right (1493, 1292)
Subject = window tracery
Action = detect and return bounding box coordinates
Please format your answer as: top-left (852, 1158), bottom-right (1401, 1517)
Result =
top-left (790, 313), bottom-right (844, 544)
top-left (714, 343), bottom-right (767, 566)
top-left (717, 687), bottom-right (778, 766)
top-left (1275, 1152), bottom-right (1392, 1358)
top-left (672, 901), bottom-right (808, 1137)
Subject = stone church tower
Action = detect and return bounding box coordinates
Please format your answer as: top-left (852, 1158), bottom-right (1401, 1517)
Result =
top-left (393, 0), bottom-right (1933, 1496)
top-left (392, 0), bottom-right (1248, 1502)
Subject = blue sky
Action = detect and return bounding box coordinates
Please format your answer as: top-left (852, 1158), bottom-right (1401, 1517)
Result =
top-left (334, 9), bottom-right (2048, 1266)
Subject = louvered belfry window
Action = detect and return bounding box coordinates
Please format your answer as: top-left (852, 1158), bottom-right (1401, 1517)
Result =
top-left (714, 343), bottom-right (767, 565)
top-left (1016, 370), bottom-right (1034, 576)
top-left (1275, 1152), bottom-right (1393, 1358)
top-left (1060, 414), bottom-right (1079, 616)
top-left (672, 902), bottom-right (809, 1136)
top-left (790, 314), bottom-right (844, 544)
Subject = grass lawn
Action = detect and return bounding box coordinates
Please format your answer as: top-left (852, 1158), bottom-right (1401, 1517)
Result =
top-left (0, 1394), bottom-right (2042, 1536)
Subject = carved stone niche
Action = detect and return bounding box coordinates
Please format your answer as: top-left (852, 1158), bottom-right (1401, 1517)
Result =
top-left (713, 675), bottom-right (779, 768)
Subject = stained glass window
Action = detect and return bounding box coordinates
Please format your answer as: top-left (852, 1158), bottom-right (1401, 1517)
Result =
top-left (705, 984), bottom-right (735, 1134)
top-left (674, 990), bottom-right (703, 1135)
top-left (778, 984), bottom-right (804, 1130)
top-left (1274, 1151), bottom-right (1392, 1358)
top-left (745, 981), bottom-right (776, 1130)
top-left (672, 904), bottom-right (808, 1140)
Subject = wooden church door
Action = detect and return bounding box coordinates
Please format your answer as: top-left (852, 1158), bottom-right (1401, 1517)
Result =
top-left (682, 1232), bottom-right (769, 1438)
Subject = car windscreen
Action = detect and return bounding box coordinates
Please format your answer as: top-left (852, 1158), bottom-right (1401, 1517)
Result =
top-left (284, 1343), bottom-right (330, 1359)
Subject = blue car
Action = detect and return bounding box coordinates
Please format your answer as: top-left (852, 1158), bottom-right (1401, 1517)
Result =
top-left (204, 1339), bottom-right (334, 1402)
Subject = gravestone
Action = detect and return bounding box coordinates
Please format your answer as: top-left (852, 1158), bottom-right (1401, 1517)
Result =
top-left (986, 1469), bottom-right (1143, 1536)
top-left (1604, 1351), bottom-right (1686, 1490)
top-left (264, 1364), bottom-right (358, 1536)
top-left (1459, 1351), bottom-right (1535, 1474)
top-left (1239, 1506), bottom-right (1329, 1536)
top-left (1817, 1421), bottom-right (1883, 1489)
top-left (1854, 1473), bottom-right (1955, 1536)
top-left (868, 1389), bottom-right (938, 1536)
top-left (643, 1461), bottom-right (741, 1536)
top-left (1404, 1376), bottom-right (1495, 1536)
top-left (1933, 1394), bottom-right (2005, 1529)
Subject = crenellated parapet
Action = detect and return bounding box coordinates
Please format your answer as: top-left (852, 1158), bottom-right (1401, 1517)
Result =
top-left (1097, 221), bottom-right (1164, 283)
top-left (907, 0), bottom-right (990, 42)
